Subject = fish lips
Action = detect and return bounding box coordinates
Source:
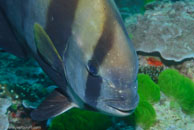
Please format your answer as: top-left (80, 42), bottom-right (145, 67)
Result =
top-left (104, 94), bottom-right (139, 115)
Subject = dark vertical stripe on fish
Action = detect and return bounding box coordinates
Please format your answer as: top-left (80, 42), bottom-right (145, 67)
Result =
top-left (85, 8), bottom-right (114, 107)
top-left (45, 0), bottom-right (78, 57)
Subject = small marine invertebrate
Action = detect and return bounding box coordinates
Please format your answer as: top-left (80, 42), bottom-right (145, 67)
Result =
top-left (158, 69), bottom-right (194, 114)
top-left (134, 100), bottom-right (156, 129)
top-left (138, 74), bottom-right (160, 103)
top-left (48, 108), bottom-right (112, 130)
top-left (146, 57), bottom-right (163, 67)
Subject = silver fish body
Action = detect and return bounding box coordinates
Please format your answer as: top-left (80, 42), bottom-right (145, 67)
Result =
top-left (0, 0), bottom-right (139, 120)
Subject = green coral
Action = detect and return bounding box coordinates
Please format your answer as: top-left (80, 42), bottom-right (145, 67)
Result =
top-left (134, 100), bottom-right (156, 129)
top-left (138, 74), bottom-right (160, 103)
top-left (158, 69), bottom-right (194, 114)
top-left (48, 108), bottom-right (112, 130)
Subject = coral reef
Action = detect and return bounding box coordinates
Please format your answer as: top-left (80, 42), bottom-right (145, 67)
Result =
top-left (138, 55), bottom-right (165, 82)
top-left (1, 1), bottom-right (194, 129)
top-left (0, 51), bottom-right (55, 108)
top-left (158, 69), bottom-right (194, 114)
top-left (0, 114), bottom-right (9, 130)
top-left (0, 97), bottom-right (12, 130)
top-left (115, 0), bottom-right (145, 19)
top-left (139, 66), bottom-right (164, 83)
top-left (174, 59), bottom-right (194, 82)
top-left (150, 93), bottom-right (194, 130)
top-left (126, 0), bottom-right (194, 61)
top-left (115, 0), bottom-right (158, 20)
top-left (0, 51), bottom-right (53, 129)
top-left (107, 120), bottom-right (136, 130)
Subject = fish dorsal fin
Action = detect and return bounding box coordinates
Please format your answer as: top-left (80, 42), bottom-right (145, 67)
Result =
top-left (31, 90), bottom-right (77, 121)
top-left (34, 23), bottom-right (64, 73)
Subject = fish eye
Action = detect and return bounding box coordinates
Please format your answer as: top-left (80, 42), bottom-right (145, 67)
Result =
top-left (87, 60), bottom-right (99, 76)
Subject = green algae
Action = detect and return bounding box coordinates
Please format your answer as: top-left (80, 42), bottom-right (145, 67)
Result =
top-left (134, 100), bottom-right (156, 130)
top-left (126, 74), bottom-right (159, 129)
top-left (138, 74), bottom-right (160, 103)
top-left (48, 108), bottom-right (112, 130)
top-left (158, 69), bottom-right (194, 114)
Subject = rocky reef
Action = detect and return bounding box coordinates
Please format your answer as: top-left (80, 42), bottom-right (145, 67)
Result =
top-left (126, 0), bottom-right (194, 61)
top-left (0, 51), bottom-right (54, 130)
top-left (0, 97), bottom-right (12, 130)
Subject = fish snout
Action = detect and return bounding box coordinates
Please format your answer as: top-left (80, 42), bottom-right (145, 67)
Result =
top-left (100, 77), bottom-right (139, 116)
top-left (104, 93), bottom-right (139, 113)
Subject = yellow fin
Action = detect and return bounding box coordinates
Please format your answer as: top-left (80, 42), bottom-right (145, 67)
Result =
top-left (34, 23), bottom-right (63, 72)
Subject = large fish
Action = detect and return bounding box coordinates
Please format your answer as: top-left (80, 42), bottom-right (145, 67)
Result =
top-left (0, 0), bottom-right (139, 121)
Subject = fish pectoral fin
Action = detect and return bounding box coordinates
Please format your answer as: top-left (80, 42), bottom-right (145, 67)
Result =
top-left (34, 23), bottom-right (64, 73)
top-left (31, 90), bottom-right (76, 121)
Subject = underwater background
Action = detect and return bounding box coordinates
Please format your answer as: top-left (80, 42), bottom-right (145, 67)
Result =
top-left (0, 0), bottom-right (194, 130)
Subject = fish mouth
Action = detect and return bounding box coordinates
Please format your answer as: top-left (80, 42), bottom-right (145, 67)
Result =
top-left (103, 95), bottom-right (139, 115)
top-left (108, 104), bottom-right (135, 114)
